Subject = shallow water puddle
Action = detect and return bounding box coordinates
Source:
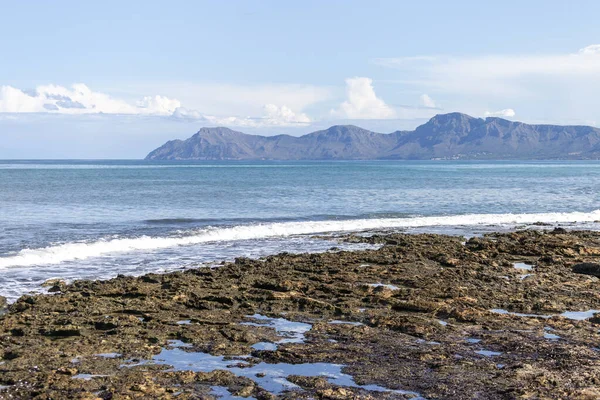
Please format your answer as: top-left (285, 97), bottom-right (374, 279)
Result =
top-left (329, 320), bottom-right (364, 326)
top-left (151, 340), bottom-right (423, 397)
top-left (465, 338), bottom-right (481, 344)
top-left (560, 310), bottom-right (600, 320)
top-left (475, 350), bottom-right (502, 357)
top-left (491, 308), bottom-right (600, 320)
top-left (210, 385), bottom-right (252, 399)
top-left (490, 309), bottom-right (552, 319)
top-left (241, 314), bottom-right (312, 344)
top-left (177, 320), bottom-right (191, 325)
top-left (95, 352), bottom-right (122, 358)
top-left (123, 317), bottom-right (424, 397)
top-left (544, 332), bottom-right (561, 340)
top-left (120, 357), bottom-right (155, 368)
top-left (251, 342), bottom-right (278, 351)
top-left (72, 374), bottom-right (111, 380)
top-left (416, 339), bottom-right (440, 345)
top-left (513, 262), bottom-right (533, 271)
top-left (543, 326), bottom-right (561, 340)
top-left (367, 283), bottom-right (399, 290)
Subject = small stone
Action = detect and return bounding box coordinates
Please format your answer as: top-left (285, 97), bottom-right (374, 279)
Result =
top-left (56, 367), bottom-right (78, 376)
top-left (41, 278), bottom-right (66, 288)
top-left (319, 387), bottom-right (351, 399)
top-left (233, 385), bottom-right (255, 397)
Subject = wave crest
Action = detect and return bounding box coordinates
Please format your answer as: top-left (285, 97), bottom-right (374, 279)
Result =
top-left (1, 210), bottom-right (599, 269)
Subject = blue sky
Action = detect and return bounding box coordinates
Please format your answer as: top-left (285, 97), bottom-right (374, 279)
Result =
top-left (1, 0), bottom-right (600, 158)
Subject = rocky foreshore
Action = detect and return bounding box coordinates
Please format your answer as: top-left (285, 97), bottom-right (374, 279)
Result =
top-left (2, 230), bottom-right (600, 399)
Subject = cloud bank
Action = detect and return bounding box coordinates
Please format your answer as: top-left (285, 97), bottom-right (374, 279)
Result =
top-left (0, 84), bottom-right (181, 115)
top-left (152, 82), bottom-right (331, 119)
top-left (0, 83), bottom-right (313, 127)
top-left (2, 78), bottom-right (433, 128)
top-left (170, 104), bottom-right (311, 127)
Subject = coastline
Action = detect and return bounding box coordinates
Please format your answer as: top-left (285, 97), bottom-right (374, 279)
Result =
top-left (1, 230), bottom-right (600, 399)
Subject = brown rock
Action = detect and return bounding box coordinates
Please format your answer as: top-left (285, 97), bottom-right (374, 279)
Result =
top-left (233, 384), bottom-right (255, 397)
top-left (319, 387), bottom-right (352, 399)
top-left (40, 326), bottom-right (82, 337)
top-left (55, 367), bottom-right (78, 376)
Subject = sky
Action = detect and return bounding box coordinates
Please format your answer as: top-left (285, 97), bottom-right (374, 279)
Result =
top-left (1, 0), bottom-right (600, 158)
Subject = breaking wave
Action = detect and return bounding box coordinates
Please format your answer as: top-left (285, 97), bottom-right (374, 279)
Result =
top-left (1, 210), bottom-right (599, 269)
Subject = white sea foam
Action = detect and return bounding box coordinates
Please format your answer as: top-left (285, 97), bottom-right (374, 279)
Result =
top-left (1, 209), bottom-right (599, 269)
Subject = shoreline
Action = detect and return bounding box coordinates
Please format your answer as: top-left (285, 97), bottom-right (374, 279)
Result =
top-left (1, 230), bottom-right (600, 399)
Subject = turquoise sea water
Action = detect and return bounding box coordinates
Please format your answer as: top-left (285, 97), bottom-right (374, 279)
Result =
top-left (1, 160), bottom-right (600, 300)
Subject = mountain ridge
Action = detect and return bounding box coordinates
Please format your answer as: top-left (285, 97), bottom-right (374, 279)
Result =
top-left (145, 113), bottom-right (600, 160)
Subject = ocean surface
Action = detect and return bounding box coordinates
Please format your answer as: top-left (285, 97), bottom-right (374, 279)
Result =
top-left (1, 160), bottom-right (600, 301)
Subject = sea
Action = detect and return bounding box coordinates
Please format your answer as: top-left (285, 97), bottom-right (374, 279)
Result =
top-left (1, 159), bottom-right (600, 302)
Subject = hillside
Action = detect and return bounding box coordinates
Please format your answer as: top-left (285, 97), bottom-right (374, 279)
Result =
top-left (145, 113), bottom-right (600, 160)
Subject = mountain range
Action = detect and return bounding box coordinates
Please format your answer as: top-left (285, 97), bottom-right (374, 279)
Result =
top-left (145, 113), bottom-right (600, 160)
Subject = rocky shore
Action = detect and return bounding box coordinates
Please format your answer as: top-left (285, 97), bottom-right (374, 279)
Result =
top-left (1, 230), bottom-right (600, 399)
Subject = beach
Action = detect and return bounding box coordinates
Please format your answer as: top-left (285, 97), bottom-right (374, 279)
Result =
top-left (2, 229), bottom-right (600, 399)
top-left (4, 3), bottom-right (600, 398)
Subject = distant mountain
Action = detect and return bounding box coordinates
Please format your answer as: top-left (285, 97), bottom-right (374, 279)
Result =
top-left (145, 113), bottom-right (600, 160)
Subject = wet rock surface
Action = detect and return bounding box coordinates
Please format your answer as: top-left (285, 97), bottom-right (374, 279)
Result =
top-left (1, 230), bottom-right (600, 399)
top-left (572, 262), bottom-right (600, 277)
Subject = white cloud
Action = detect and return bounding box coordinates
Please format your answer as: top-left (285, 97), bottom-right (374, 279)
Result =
top-left (372, 45), bottom-right (600, 124)
top-left (373, 45), bottom-right (600, 97)
top-left (171, 107), bottom-right (207, 120)
top-left (0, 86), bottom-right (45, 113)
top-left (331, 77), bottom-right (396, 119)
top-left (262, 104), bottom-right (311, 125)
top-left (484, 109), bottom-right (516, 118)
top-left (0, 84), bottom-right (181, 115)
top-left (136, 95), bottom-right (182, 115)
top-left (419, 94), bottom-right (436, 108)
top-left (171, 103), bottom-right (310, 127)
top-left (126, 82), bottom-right (332, 118)
top-left (0, 82), bottom-right (327, 129)
top-left (0, 83), bottom-right (311, 127)
top-left (579, 44), bottom-right (600, 55)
